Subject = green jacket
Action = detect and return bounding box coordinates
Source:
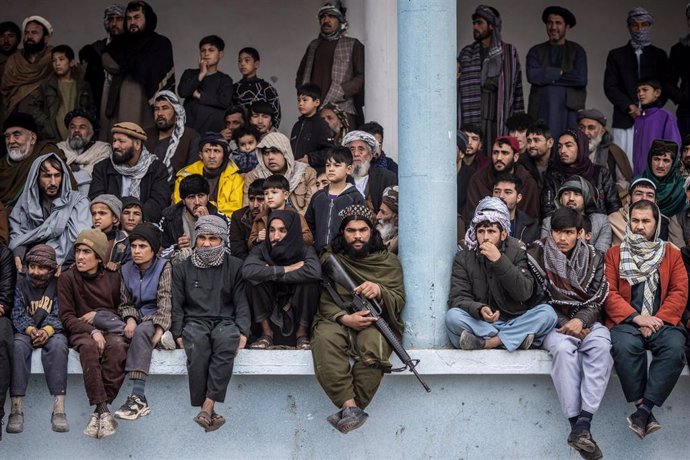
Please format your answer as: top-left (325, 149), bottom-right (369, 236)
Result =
top-left (449, 236), bottom-right (539, 320)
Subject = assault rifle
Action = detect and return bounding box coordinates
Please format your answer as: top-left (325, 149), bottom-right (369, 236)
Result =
top-left (322, 254), bottom-right (431, 393)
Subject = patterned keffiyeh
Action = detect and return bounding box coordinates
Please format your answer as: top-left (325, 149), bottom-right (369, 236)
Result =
top-left (619, 215), bottom-right (665, 317)
top-left (464, 197), bottom-right (511, 250)
top-left (111, 147), bottom-right (155, 199)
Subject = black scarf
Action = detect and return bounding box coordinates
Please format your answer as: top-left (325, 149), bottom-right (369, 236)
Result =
top-left (260, 210), bottom-right (303, 266)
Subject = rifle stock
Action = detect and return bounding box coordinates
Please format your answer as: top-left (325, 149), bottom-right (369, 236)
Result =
top-left (323, 254), bottom-right (431, 393)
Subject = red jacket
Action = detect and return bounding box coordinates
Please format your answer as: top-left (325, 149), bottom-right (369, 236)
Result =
top-left (604, 244), bottom-right (688, 328)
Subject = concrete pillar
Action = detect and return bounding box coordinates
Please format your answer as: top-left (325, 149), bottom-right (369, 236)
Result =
top-left (364, 0), bottom-right (398, 159)
top-left (398, 0), bottom-right (456, 348)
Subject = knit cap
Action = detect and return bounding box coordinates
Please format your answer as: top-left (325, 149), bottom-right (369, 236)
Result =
top-left (75, 229), bottom-right (108, 263)
top-left (129, 223), bottom-right (162, 254)
top-left (24, 244), bottom-right (58, 270)
top-left (91, 194), bottom-right (122, 217)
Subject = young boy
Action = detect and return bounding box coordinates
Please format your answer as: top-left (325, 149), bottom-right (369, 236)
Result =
top-left (305, 146), bottom-right (365, 251)
top-left (231, 47), bottom-right (281, 128)
top-left (114, 223), bottom-right (173, 421)
top-left (8, 245), bottom-right (69, 434)
top-left (248, 175), bottom-right (313, 248)
top-left (314, 170), bottom-right (330, 193)
top-left (231, 125), bottom-right (261, 174)
top-left (120, 197), bottom-right (144, 235)
top-left (90, 194), bottom-right (129, 271)
top-left (178, 35), bottom-right (234, 134)
top-left (30, 44), bottom-right (96, 141)
top-left (632, 78), bottom-right (681, 176)
top-left (290, 83), bottom-right (334, 169)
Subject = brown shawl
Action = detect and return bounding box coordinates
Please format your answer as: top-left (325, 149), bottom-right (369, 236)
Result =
top-left (1, 46), bottom-right (53, 114)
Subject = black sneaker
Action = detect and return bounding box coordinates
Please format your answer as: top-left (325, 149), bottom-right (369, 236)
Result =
top-left (114, 395), bottom-right (151, 420)
top-left (645, 412), bottom-right (661, 435)
top-left (627, 411), bottom-right (648, 439)
top-left (336, 407), bottom-right (368, 434)
top-left (459, 330), bottom-right (485, 350)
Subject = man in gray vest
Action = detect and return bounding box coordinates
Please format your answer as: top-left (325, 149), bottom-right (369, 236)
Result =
top-left (296, 1), bottom-right (364, 129)
top-left (526, 6), bottom-right (587, 141)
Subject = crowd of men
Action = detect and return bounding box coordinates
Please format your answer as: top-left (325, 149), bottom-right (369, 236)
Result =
top-left (1, 1), bottom-right (690, 458)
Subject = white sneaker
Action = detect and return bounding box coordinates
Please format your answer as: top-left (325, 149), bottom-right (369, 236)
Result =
top-left (83, 413), bottom-right (99, 438)
top-left (160, 331), bottom-right (176, 350)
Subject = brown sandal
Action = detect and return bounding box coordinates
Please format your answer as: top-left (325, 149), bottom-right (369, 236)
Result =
top-left (207, 412), bottom-right (225, 432)
top-left (193, 410), bottom-right (212, 431)
top-left (250, 335), bottom-right (273, 349)
top-left (296, 336), bottom-right (311, 350)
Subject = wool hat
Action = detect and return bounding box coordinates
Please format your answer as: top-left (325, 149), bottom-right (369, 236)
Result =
top-left (75, 229), bottom-right (108, 263)
top-left (90, 194), bottom-right (122, 217)
top-left (3, 112), bottom-right (38, 134)
top-left (22, 15), bottom-right (53, 36)
top-left (495, 135), bottom-right (520, 154)
top-left (24, 244), bottom-right (58, 271)
top-left (577, 109), bottom-right (607, 127)
top-left (683, 134), bottom-right (690, 148)
top-left (381, 186), bottom-right (399, 215)
top-left (64, 108), bottom-right (99, 130)
top-left (250, 101), bottom-right (274, 118)
top-left (200, 131), bottom-right (229, 153)
top-left (195, 215), bottom-right (228, 243)
top-left (339, 204), bottom-right (375, 230)
top-left (111, 121), bottom-right (147, 141)
top-left (542, 6), bottom-right (576, 27)
top-left (129, 222), bottom-right (162, 254)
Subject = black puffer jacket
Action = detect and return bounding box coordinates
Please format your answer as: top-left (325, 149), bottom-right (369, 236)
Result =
top-left (449, 237), bottom-right (541, 320)
top-left (541, 164), bottom-right (621, 218)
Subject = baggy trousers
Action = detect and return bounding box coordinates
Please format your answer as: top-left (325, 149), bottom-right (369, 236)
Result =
top-left (125, 320), bottom-right (156, 381)
top-left (0, 316), bottom-right (12, 421)
top-left (70, 331), bottom-right (128, 405)
top-left (445, 304), bottom-right (558, 351)
top-left (610, 323), bottom-right (687, 406)
top-left (542, 323), bottom-right (613, 418)
top-left (182, 318), bottom-right (240, 407)
top-left (11, 333), bottom-right (68, 397)
top-left (311, 320), bottom-right (393, 409)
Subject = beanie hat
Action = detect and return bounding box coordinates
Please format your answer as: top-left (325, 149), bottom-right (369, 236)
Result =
top-left (74, 229), bottom-right (108, 263)
top-left (24, 244), bottom-right (58, 271)
top-left (200, 131), bottom-right (229, 153)
top-left (111, 121), bottom-right (147, 141)
top-left (381, 185), bottom-right (399, 214)
top-left (3, 112), bottom-right (38, 134)
top-left (129, 223), bottom-right (162, 254)
top-left (121, 196), bottom-right (144, 212)
top-left (64, 108), bottom-right (99, 130)
top-left (91, 194), bottom-right (122, 217)
top-left (495, 135), bottom-right (520, 153)
top-left (195, 215), bottom-right (228, 243)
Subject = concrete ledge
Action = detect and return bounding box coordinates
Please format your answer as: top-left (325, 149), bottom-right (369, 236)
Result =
top-left (31, 348), bottom-right (690, 376)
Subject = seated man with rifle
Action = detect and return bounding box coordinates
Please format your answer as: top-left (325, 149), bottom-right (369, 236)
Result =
top-left (312, 204), bottom-right (415, 434)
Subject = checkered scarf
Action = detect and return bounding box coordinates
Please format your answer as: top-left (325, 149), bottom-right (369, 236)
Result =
top-left (464, 197), bottom-right (511, 250)
top-left (619, 221), bottom-right (664, 317)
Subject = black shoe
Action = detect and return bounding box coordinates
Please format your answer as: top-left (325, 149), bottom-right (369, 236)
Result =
top-left (568, 430), bottom-right (596, 453)
top-left (645, 412), bottom-right (661, 435)
top-left (459, 330), bottom-right (485, 350)
top-left (627, 411), bottom-right (648, 439)
top-left (336, 407), bottom-right (368, 434)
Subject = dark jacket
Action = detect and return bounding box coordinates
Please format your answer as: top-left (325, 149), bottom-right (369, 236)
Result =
top-left (305, 184), bottom-right (365, 251)
top-left (170, 252), bottom-right (251, 338)
top-left (89, 157), bottom-right (171, 223)
top-left (668, 40), bottom-right (690, 118)
top-left (29, 72), bottom-right (96, 141)
top-left (604, 42), bottom-right (669, 129)
top-left (159, 201), bottom-right (229, 251)
top-left (290, 114), bottom-right (334, 169)
top-left (669, 207), bottom-right (690, 249)
top-left (241, 245), bottom-right (322, 286)
top-left (0, 244), bottom-right (17, 314)
top-left (449, 236), bottom-right (539, 320)
top-left (144, 125), bottom-right (200, 174)
top-left (229, 205), bottom-right (254, 260)
top-left (366, 167), bottom-right (397, 214)
top-left (541, 164), bottom-right (621, 217)
top-left (518, 151), bottom-right (554, 189)
top-left (513, 210), bottom-right (539, 245)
